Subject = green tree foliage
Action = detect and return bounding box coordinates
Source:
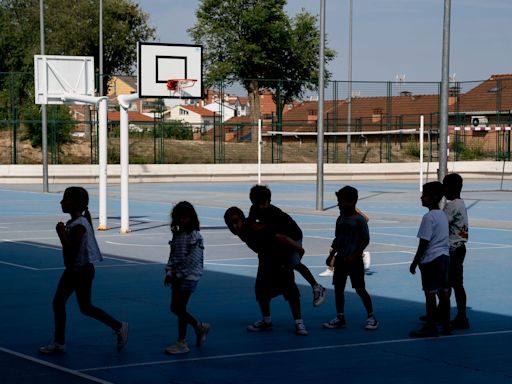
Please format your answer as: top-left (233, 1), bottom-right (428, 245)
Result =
top-left (188, 0), bottom-right (335, 124)
top-left (0, 0), bottom-right (155, 147)
top-left (0, 0), bottom-right (155, 77)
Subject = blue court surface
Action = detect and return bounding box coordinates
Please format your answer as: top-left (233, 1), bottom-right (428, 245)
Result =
top-left (1, 180), bottom-right (511, 383)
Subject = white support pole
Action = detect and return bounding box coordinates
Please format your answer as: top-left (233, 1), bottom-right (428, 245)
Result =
top-left (419, 115), bottom-right (424, 192)
top-left (97, 98), bottom-right (108, 230)
top-left (257, 119), bottom-right (262, 185)
top-left (118, 93), bottom-right (140, 234)
top-left (61, 94), bottom-right (108, 229)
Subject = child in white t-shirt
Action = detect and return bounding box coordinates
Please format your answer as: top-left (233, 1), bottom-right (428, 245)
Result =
top-left (409, 182), bottom-right (450, 337)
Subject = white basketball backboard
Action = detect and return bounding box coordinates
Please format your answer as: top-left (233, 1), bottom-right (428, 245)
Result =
top-left (34, 55), bottom-right (95, 105)
top-left (138, 42), bottom-right (202, 99)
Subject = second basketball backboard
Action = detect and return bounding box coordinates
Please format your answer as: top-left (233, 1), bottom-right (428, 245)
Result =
top-left (138, 42), bottom-right (202, 99)
top-left (34, 55), bottom-right (95, 105)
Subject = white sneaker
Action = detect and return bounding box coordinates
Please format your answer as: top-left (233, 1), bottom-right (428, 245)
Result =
top-left (39, 342), bottom-right (66, 355)
top-left (165, 340), bottom-right (190, 355)
top-left (195, 322), bottom-right (210, 347)
top-left (319, 268), bottom-right (334, 277)
top-left (313, 284), bottom-right (326, 307)
top-left (365, 315), bottom-right (379, 330)
top-left (116, 322), bottom-right (129, 351)
top-left (295, 322), bottom-right (308, 336)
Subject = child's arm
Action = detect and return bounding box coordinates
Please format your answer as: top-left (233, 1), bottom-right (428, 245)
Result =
top-left (410, 239), bottom-right (429, 274)
top-left (346, 238), bottom-right (369, 263)
top-left (325, 244), bottom-right (337, 267)
top-left (56, 222), bottom-right (85, 263)
top-left (356, 207), bottom-right (369, 222)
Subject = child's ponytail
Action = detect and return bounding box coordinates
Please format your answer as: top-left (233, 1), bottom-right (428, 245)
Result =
top-left (84, 207), bottom-right (93, 227)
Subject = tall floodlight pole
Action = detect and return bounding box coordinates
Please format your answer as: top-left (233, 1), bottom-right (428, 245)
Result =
top-left (99, 0), bottom-right (103, 96)
top-left (439, 0), bottom-right (451, 181)
top-left (316, 0), bottom-right (326, 211)
top-left (347, 0), bottom-right (353, 163)
top-left (39, 0), bottom-right (48, 192)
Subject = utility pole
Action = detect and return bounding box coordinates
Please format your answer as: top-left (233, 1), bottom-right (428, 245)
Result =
top-left (39, 0), bottom-right (48, 192)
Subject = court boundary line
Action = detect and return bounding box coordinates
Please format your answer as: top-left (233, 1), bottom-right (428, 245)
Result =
top-left (0, 346), bottom-right (114, 384)
top-left (79, 329), bottom-right (512, 372)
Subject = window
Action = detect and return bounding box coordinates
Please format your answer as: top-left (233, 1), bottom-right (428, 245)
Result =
top-left (179, 109), bottom-right (189, 115)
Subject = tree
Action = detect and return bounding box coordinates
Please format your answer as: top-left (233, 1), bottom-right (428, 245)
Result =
top-left (0, 0), bottom-right (155, 147)
top-left (188, 0), bottom-right (335, 128)
top-left (0, 0), bottom-right (155, 79)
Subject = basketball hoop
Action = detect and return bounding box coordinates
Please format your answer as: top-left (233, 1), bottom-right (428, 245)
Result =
top-left (166, 79), bottom-right (197, 98)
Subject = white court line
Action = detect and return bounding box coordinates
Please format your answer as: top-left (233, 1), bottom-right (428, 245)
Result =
top-left (104, 240), bottom-right (243, 248)
top-left (0, 260), bottom-right (39, 270)
top-left (79, 329), bottom-right (512, 372)
top-left (0, 346), bottom-right (114, 384)
top-left (206, 262), bottom-right (257, 268)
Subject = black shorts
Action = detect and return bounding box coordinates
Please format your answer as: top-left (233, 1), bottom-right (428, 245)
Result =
top-left (255, 262), bottom-right (300, 302)
top-left (449, 244), bottom-right (466, 288)
top-left (419, 255), bottom-right (450, 293)
top-left (332, 258), bottom-right (365, 290)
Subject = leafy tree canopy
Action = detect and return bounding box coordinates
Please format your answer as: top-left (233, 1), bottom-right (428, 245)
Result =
top-left (0, 0), bottom-right (155, 78)
top-left (188, 0), bottom-right (336, 117)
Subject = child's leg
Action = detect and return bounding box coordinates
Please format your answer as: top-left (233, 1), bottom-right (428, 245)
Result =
top-left (450, 245), bottom-right (467, 318)
top-left (170, 289), bottom-right (197, 340)
top-left (437, 289), bottom-right (451, 328)
top-left (52, 270), bottom-right (75, 344)
top-left (287, 295), bottom-right (302, 320)
top-left (424, 291), bottom-right (438, 326)
top-left (293, 263), bottom-right (318, 287)
top-left (355, 288), bottom-right (374, 316)
top-left (75, 265), bottom-right (122, 331)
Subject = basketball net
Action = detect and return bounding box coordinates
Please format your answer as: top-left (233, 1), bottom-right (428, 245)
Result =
top-left (166, 79), bottom-right (197, 98)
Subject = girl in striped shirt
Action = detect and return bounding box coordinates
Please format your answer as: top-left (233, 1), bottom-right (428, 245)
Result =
top-left (164, 201), bottom-right (209, 354)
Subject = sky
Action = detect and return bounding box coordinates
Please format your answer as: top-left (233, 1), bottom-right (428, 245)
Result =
top-left (134, 0), bottom-right (512, 83)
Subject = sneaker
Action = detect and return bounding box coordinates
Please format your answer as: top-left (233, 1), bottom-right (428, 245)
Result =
top-left (322, 316), bottom-right (346, 329)
top-left (319, 268), bottom-right (334, 277)
top-left (409, 325), bottom-right (438, 338)
top-left (195, 322), bottom-right (210, 347)
top-left (247, 320), bottom-right (273, 332)
top-left (450, 316), bottom-right (470, 330)
top-left (165, 340), bottom-right (190, 355)
top-left (39, 342), bottom-right (66, 355)
top-left (295, 322), bottom-right (308, 336)
top-left (313, 284), bottom-right (326, 307)
top-left (365, 315), bottom-right (379, 330)
top-left (116, 322), bottom-right (129, 351)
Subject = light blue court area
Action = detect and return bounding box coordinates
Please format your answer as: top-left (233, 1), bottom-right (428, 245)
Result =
top-left (1, 180), bottom-right (512, 383)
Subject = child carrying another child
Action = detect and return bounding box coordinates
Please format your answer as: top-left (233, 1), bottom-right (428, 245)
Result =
top-left (249, 185), bottom-right (326, 307)
top-left (409, 181), bottom-right (451, 337)
top-left (224, 206), bottom-right (309, 336)
top-left (164, 201), bottom-right (209, 354)
top-left (323, 186), bottom-right (379, 331)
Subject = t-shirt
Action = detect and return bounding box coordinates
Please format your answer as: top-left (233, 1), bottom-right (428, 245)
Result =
top-left (331, 213), bottom-right (369, 264)
top-left (443, 198), bottom-right (468, 251)
top-left (248, 204), bottom-right (302, 241)
top-left (65, 216), bottom-right (102, 268)
top-left (166, 230), bottom-right (204, 281)
top-left (417, 209), bottom-right (449, 264)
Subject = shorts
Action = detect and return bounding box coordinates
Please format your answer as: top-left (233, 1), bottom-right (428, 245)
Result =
top-left (332, 258), bottom-right (365, 290)
top-left (255, 262), bottom-right (300, 302)
top-left (172, 278), bottom-right (199, 293)
top-left (419, 255), bottom-right (450, 294)
top-left (289, 239), bottom-right (303, 266)
top-left (449, 244), bottom-right (466, 288)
